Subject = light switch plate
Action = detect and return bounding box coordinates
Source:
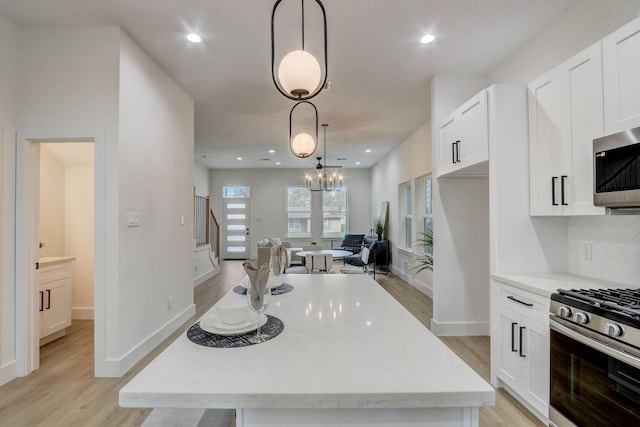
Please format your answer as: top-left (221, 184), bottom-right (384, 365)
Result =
top-left (127, 212), bottom-right (140, 227)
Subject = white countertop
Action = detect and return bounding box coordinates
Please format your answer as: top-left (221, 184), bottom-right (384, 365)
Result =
top-left (120, 274), bottom-right (494, 410)
top-left (39, 256), bottom-right (76, 267)
top-left (492, 272), bottom-right (638, 298)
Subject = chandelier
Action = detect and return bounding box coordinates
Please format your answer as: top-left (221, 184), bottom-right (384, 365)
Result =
top-left (306, 124), bottom-right (343, 192)
top-left (271, 0), bottom-right (328, 100)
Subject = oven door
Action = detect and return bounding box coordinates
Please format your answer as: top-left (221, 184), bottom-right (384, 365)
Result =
top-left (550, 319), bottom-right (640, 427)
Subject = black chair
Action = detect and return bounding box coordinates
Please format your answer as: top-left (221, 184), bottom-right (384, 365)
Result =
top-left (343, 237), bottom-right (389, 276)
top-left (335, 233), bottom-right (365, 254)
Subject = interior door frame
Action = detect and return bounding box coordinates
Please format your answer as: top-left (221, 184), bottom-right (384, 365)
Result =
top-left (15, 128), bottom-right (105, 377)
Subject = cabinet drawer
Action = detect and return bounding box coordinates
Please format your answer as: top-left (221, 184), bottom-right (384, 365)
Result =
top-left (39, 263), bottom-right (71, 284)
top-left (494, 281), bottom-right (549, 323)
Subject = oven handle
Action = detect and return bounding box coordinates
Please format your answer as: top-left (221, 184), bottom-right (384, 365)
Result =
top-left (550, 319), bottom-right (640, 370)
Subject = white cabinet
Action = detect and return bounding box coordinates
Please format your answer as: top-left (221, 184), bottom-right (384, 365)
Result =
top-left (437, 89), bottom-right (489, 177)
top-left (603, 16), bottom-right (640, 135)
top-left (528, 42), bottom-right (605, 216)
top-left (491, 280), bottom-right (549, 421)
top-left (38, 261), bottom-right (72, 341)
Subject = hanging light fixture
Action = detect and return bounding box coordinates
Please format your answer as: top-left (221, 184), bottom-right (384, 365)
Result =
top-left (290, 101), bottom-right (318, 158)
top-left (271, 0), bottom-right (328, 100)
top-left (306, 124), bottom-right (343, 192)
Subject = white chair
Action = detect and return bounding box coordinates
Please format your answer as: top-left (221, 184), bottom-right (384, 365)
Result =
top-left (339, 247), bottom-right (370, 274)
top-left (306, 253), bottom-right (333, 273)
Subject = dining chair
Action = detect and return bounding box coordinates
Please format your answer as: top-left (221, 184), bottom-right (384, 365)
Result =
top-left (306, 253), bottom-right (333, 273)
top-left (339, 246), bottom-right (370, 275)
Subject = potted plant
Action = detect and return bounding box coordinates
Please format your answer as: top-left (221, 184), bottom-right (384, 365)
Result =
top-left (372, 216), bottom-right (384, 241)
top-left (408, 228), bottom-right (433, 274)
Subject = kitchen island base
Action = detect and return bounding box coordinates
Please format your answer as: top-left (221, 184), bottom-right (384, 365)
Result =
top-left (238, 407), bottom-right (479, 427)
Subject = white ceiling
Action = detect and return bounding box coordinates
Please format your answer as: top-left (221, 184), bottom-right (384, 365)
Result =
top-left (0, 0), bottom-right (576, 169)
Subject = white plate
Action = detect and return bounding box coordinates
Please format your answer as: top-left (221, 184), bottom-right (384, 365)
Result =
top-left (200, 312), bottom-right (267, 336)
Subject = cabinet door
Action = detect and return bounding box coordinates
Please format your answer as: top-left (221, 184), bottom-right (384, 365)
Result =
top-left (41, 278), bottom-right (71, 337)
top-left (495, 304), bottom-right (521, 390)
top-left (459, 90), bottom-right (488, 166)
top-left (603, 17), bottom-right (640, 135)
top-left (528, 68), bottom-right (570, 215)
top-left (438, 113), bottom-right (459, 176)
top-left (521, 313), bottom-right (550, 417)
top-left (567, 42), bottom-right (606, 215)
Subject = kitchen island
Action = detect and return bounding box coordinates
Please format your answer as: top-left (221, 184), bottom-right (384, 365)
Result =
top-left (119, 274), bottom-right (494, 426)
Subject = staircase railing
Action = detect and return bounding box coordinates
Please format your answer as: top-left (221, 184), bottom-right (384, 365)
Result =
top-left (210, 207), bottom-right (220, 260)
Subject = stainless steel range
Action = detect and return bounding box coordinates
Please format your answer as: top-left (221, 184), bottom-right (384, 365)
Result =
top-left (549, 288), bottom-right (640, 427)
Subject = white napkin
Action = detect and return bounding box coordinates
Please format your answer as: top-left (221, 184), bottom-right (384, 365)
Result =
top-left (242, 261), bottom-right (269, 310)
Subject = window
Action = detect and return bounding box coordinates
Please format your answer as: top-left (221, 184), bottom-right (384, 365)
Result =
top-left (322, 187), bottom-right (347, 238)
top-left (399, 181), bottom-right (412, 249)
top-left (422, 175), bottom-right (433, 234)
top-left (287, 186), bottom-right (311, 238)
top-left (222, 185), bottom-right (250, 198)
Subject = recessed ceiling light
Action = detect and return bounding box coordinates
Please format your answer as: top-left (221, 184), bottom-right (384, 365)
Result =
top-left (420, 34), bottom-right (435, 45)
top-left (276, 162), bottom-right (281, 165)
top-left (236, 157), bottom-right (243, 161)
top-left (355, 161), bottom-right (361, 165)
top-left (187, 33), bottom-right (202, 43)
top-left (365, 149), bottom-right (372, 153)
top-left (268, 149), bottom-right (275, 153)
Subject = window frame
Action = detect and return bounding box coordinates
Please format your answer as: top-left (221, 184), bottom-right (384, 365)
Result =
top-left (286, 185), bottom-right (312, 238)
top-left (321, 186), bottom-right (348, 238)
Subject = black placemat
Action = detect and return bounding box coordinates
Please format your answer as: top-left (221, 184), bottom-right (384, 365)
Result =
top-left (233, 283), bottom-right (294, 296)
top-left (187, 315), bottom-right (284, 348)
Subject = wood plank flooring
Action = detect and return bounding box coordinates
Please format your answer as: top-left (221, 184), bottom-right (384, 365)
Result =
top-left (0, 261), bottom-right (543, 426)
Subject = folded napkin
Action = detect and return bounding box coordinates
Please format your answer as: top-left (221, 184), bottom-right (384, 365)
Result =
top-left (242, 261), bottom-right (270, 310)
top-left (269, 244), bottom-right (289, 275)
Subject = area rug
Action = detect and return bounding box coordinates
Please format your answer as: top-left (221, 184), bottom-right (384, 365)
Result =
top-left (141, 408), bottom-right (234, 427)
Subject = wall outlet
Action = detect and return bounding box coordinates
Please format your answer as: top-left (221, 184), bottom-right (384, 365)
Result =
top-left (581, 243), bottom-right (593, 261)
top-left (167, 296), bottom-right (173, 310)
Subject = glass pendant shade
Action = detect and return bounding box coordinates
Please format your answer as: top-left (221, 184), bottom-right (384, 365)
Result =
top-left (278, 50), bottom-right (322, 97)
top-left (291, 132), bottom-right (316, 157)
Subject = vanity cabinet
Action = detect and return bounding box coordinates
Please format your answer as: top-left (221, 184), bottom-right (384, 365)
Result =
top-left (437, 89), bottom-right (489, 177)
top-left (38, 259), bottom-right (73, 341)
top-left (528, 42), bottom-right (605, 216)
top-left (603, 17), bottom-right (640, 135)
top-left (491, 280), bottom-right (549, 420)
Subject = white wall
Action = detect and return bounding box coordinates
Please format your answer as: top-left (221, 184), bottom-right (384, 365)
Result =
top-left (116, 31), bottom-right (195, 371)
top-left (209, 168), bottom-right (371, 258)
top-left (0, 14), bottom-right (19, 386)
top-left (194, 161), bottom-right (210, 197)
top-left (370, 123), bottom-right (432, 294)
top-left (65, 164), bottom-right (95, 319)
top-left (39, 145), bottom-right (66, 257)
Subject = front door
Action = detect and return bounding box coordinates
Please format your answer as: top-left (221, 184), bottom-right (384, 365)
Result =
top-left (222, 186), bottom-right (251, 259)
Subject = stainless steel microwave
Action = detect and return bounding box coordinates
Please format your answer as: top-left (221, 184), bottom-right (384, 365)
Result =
top-left (593, 127), bottom-right (640, 208)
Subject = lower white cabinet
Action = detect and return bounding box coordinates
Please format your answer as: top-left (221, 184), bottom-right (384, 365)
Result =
top-left (491, 280), bottom-right (549, 421)
top-left (39, 261), bottom-right (72, 341)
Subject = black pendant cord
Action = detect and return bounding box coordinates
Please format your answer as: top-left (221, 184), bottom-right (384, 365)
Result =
top-left (301, 0), bottom-right (305, 50)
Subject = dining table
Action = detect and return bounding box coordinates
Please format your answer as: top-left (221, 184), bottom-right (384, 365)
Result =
top-left (119, 273), bottom-right (494, 427)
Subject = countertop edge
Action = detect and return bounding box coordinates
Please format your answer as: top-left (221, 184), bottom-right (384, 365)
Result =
top-left (39, 256), bottom-right (76, 268)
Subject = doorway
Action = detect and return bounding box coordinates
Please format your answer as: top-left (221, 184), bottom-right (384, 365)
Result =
top-left (221, 185), bottom-right (251, 260)
top-left (15, 131), bottom-right (106, 377)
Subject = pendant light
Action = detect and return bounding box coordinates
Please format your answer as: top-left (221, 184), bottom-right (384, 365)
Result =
top-left (306, 124), bottom-right (343, 192)
top-left (271, 0), bottom-right (328, 100)
top-left (289, 101), bottom-right (318, 158)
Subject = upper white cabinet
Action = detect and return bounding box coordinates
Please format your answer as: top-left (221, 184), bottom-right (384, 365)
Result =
top-left (528, 42), bottom-right (605, 216)
top-left (437, 89), bottom-right (489, 177)
top-left (603, 17), bottom-right (640, 135)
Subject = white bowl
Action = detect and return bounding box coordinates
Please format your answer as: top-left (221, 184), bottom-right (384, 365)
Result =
top-left (215, 298), bottom-right (249, 325)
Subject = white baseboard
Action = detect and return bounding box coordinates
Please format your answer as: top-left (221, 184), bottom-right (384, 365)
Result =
top-left (0, 360), bottom-right (17, 387)
top-left (72, 307), bottom-right (95, 320)
top-left (390, 266), bottom-right (433, 299)
top-left (193, 267), bottom-right (218, 287)
top-left (430, 318), bottom-right (489, 336)
top-left (98, 303), bottom-right (195, 377)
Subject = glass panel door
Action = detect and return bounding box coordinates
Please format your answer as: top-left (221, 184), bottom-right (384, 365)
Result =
top-left (222, 198), bottom-right (250, 259)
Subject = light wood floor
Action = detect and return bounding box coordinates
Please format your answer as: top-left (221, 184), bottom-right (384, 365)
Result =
top-left (0, 261), bottom-right (543, 426)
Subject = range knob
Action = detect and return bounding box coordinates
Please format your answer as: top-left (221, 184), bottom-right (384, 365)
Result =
top-left (575, 312), bottom-right (590, 325)
top-left (557, 306), bottom-right (573, 318)
top-left (605, 323), bottom-right (623, 337)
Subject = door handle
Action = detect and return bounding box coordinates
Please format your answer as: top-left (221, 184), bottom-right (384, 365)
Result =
top-left (46, 289), bottom-right (51, 310)
top-left (39, 291), bottom-right (44, 312)
top-left (551, 176), bottom-right (558, 206)
top-left (511, 322), bottom-right (517, 352)
top-left (455, 140), bottom-right (460, 163)
top-left (561, 175), bottom-right (568, 206)
top-left (451, 142), bottom-right (456, 164)
top-left (519, 326), bottom-right (526, 357)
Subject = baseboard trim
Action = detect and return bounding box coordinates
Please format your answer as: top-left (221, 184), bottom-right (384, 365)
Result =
top-left (0, 360), bottom-right (17, 387)
top-left (98, 303), bottom-right (196, 377)
top-left (193, 267), bottom-right (218, 287)
top-left (72, 307), bottom-right (95, 320)
top-left (430, 319), bottom-right (489, 336)
top-left (390, 266), bottom-right (433, 299)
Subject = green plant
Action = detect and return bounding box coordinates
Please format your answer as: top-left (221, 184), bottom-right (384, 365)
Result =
top-left (408, 228), bottom-right (433, 274)
top-left (372, 216), bottom-right (384, 236)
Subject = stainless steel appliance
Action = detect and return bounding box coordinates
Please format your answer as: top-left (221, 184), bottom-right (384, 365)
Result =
top-left (593, 126), bottom-right (640, 208)
top-left (549, 288), bottom-right (640, 427)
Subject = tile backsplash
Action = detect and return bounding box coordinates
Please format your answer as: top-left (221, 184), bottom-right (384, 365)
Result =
top-left (569, 215), bottom-right (640, 286)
